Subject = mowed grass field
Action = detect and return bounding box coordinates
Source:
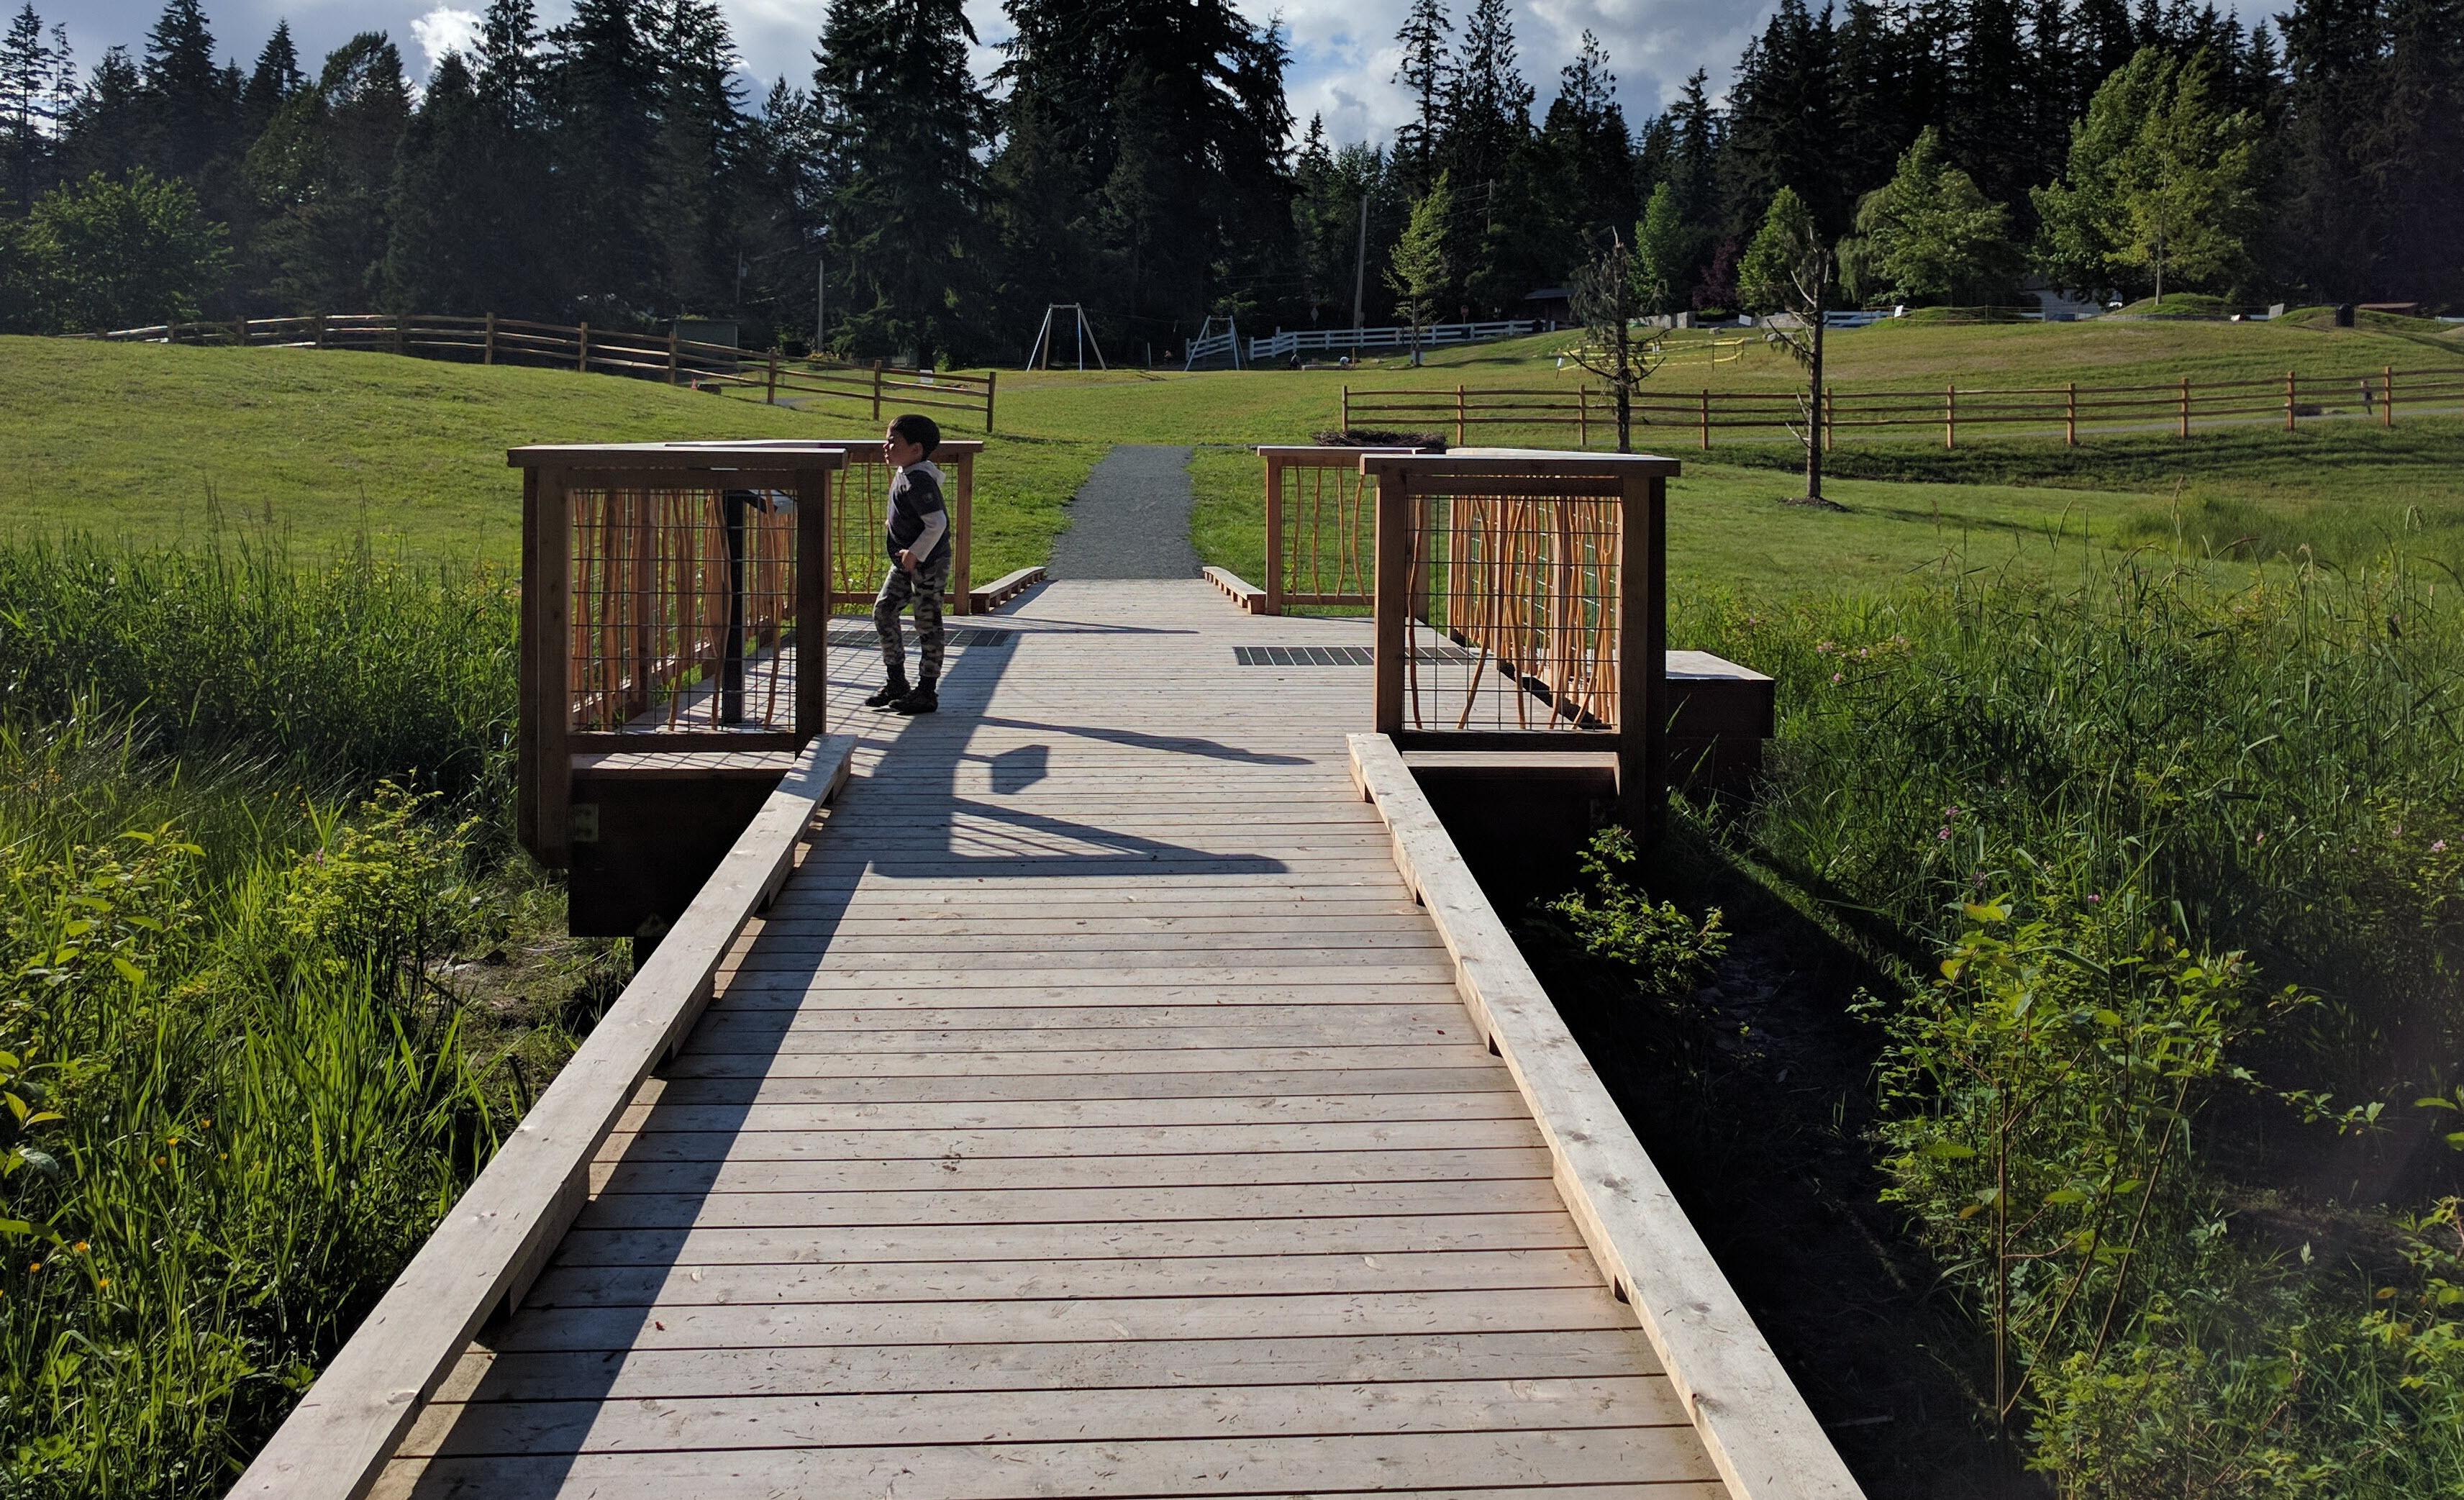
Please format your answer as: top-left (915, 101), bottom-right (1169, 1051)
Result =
top-left (0, 337), bottom-right (1099, 580)
top-left (9, 316), bottom-right (2464, 596)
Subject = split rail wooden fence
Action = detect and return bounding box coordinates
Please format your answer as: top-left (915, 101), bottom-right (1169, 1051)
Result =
top-left (1344, 365), bottom-right (2464, 450)
top-left (83, 312), bottom-right (997, 432)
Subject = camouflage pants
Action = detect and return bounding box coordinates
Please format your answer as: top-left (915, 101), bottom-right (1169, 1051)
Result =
top-left (873, 553), bottom-right (950, 683)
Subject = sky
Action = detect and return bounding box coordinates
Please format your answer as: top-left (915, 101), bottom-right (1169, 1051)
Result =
top-left (45, 0), bottom-right (1802, 143)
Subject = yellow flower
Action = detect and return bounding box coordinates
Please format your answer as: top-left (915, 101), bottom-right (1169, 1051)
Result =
top-left (71, 1242), bottom-right (88, 1254)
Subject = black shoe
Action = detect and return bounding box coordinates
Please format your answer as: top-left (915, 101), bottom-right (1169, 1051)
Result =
top-left (863, 676), bottom-right (910, 708)
top-left (890, 685), bottom-right (939, 715)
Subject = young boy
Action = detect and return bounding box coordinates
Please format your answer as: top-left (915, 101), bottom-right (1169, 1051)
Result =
top-left (864, 413), bottom-right (950, 714)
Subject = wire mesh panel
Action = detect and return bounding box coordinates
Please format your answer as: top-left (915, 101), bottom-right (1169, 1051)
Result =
top-left (1399, 491), bottom-right (1624, 735)
top-left (1260, 447), bottom-right (1417, 612)
top-left (565, 486), bottom-right (801, 733)
top-left (1365, 450), bottom-right (1676, 836)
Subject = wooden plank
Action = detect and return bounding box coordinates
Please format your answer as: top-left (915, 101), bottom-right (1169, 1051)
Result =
top-left (548, 1213), bottom-right (1591, 1269)
top-left (570, 1176), bottom-right (1572, 1231)
top-left (637, 1069), bottom-right (1511, 1107)
top-left (399, 1376), bottom-right (1688, 1457)
top-left (376, 1429), bottom-right (1720, 1499)
top-left (658, 1043), bottom-right (1500, 1078)
top-left (230, 736), bottom-right (857, 1500)
top-left (587, 1145), bottom-right (1551, 1194)
top-left (429, 1328), bottom-right (1662, 1403)
top-left (617, 1090), bottom-right (1529, 1133)
top-left (522, 1246), bottom-right (1604, 1311)
top-left (681, 1013), bottom-right (1478, 1048)
top-left (486, 1284), bottom-right (1647, 1352)
top-left (1350, 733), bottom-right (1861, 1500)
top-left (606, 1117), bottom-right (1543, 1159)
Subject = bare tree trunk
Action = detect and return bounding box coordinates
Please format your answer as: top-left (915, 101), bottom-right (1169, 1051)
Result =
top-left (1805, 257), bottom-right (1827, 504)
top-left (1615, 317), bottom-right (1633, 453)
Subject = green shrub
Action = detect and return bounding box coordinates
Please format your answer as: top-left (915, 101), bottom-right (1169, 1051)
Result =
top-left (1538, 826), bottom-right (1729, 996)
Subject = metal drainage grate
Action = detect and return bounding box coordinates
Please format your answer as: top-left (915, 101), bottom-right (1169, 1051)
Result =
top-left (827, 626), bottom-right (1017, 650)
top-left (1233, 645), bottom-right (1476, 666)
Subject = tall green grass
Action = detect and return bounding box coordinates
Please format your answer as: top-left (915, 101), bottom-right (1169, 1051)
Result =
top-left (0, 535), bottom-right (517, 815)
top-left (1670, 548), bottom-right (2464, 1488)
top-left (0, 536), bottom-right (596, 1494)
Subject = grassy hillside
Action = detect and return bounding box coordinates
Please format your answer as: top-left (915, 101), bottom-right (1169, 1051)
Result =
top-left (988, 310), bottom-right (2464, 447)
top-left (0, 338), bottom-right (1099, 578)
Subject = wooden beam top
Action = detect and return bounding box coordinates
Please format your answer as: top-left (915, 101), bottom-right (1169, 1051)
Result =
top-left (505, 441), bottom-right (850, 471)
top-left (1360, 447), bottom-right (1683, 478)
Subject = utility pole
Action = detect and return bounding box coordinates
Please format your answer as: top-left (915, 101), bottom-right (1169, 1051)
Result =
top-left (815, 257), bottom-right (825, 354)
top-left (1350, 191), bottom-right (1368, 360)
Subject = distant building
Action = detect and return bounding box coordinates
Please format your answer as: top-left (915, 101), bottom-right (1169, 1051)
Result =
top-left (1523, 286), bottom-right (1573, 325)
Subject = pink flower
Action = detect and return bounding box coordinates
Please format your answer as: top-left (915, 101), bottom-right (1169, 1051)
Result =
top-left (2435, 840), bottom-right (2450, 854)
top-left (1831, 672), bottom-right (1844, 683)
top-left (1937, 827), bottom-right (1952, 841)
top-left (2086, 893), bottom-right (2101, 904)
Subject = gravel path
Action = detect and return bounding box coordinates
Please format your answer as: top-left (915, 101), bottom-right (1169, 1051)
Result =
top-left (1047, 444), bottom-right (1201, 579)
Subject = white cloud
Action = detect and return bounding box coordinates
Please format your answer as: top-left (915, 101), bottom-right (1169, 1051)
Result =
top-left (408, 5), bottom-right (481, 74)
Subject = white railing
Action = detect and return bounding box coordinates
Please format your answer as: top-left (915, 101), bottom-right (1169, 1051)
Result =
top-left (1240, 319), bottom-right (1544, 363)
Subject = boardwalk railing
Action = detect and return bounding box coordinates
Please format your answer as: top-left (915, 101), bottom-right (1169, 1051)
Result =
top-left (1257, 445), bottom-right (1422, 613)
top-left (514, 442), bottom-right (846, 872)
top-left (1344, 363), bottom-right (2464, 448)
top-left (232, 733), bottom-right (857, 1500)
top-left (81, 313), bottom-right (998, 432)
top-left (1367, 450), bottom-right (1676, 835)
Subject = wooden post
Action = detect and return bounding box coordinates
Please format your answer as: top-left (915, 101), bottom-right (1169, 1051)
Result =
top-left (765, 352), bottom-right (779, 405)
top-left (534, 468), bottom-right (573, 865)
top-left (950, 452), bottom-right (974, 616)
top-left (983, 369), bottom-right (997, 434)
top-left (1578, 386), bottom-right (1588, 449)
top-left (393, 315), bottom-right (406, 356)
top-left (314, 313), bottom-right (329, 350)
top-left (2282, 371), bottom-right (2295, 432)
top-left (2180, 376), bottom-right (2191, 439)
top-left (794, 466), bottom-right (831, 740)
top-left (1264, 454), bottom-right (1285, 616)
top-left (871, 363), bottom-right (883, 422)
top-left (2384, 365), bottom-right (2394, 429)
top-left (667, 327), bottom-right (681, 384)
top-left (1369, 460), bottom-right (1411, 735)
top-left (483, 312), bottom-right (496, 365)
top-left (1945, 383), bottom-right (1956, 450)
top-left (516, 466), bottom-right (542, 856)
top-left (1822, 386), bottom-right (1834, 452)
top-left (1620, 473), bottom-right (1667, 844)
top-left (1455, 384), bottom-right (1467, 447)
top-left (1699, 389), bottom-right (1710, 450)
top-left (233, 317), bottom-right (247, 347)
top-left (2065, 381), bottom-right (2077, 445)
top-left (577, 322), bottom-right (591, 373)
top-left (1342, 385), bottom-right (1350, 433)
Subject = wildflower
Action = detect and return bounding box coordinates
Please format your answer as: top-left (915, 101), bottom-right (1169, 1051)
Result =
top-left (1816, 640), bottom-right (1835, 654)
top-left (1831, 672), bottom-right (1843, 683)
top-left (2087, 894), bottom-right (2102, 905)
top-left (96, 1278), bottom-right (109, 1289)
top-left (71, 1242), bottom-right (87, 1255)
top-left (27, 1263), bottom-right (39, 1273)
top-left (1937, 827), bottom-right (1952, 841)
top-left (2436, 840), bottom-right (2450, 854)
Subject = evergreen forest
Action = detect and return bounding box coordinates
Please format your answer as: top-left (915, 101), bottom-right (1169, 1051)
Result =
top-left (0, 0), bottom-right (2457, 362)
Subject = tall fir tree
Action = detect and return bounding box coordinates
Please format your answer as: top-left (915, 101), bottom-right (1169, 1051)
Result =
top-left (814, 0), bottom-right (983, 363)
top-left (1388, 0), bottom-right (1452, 194)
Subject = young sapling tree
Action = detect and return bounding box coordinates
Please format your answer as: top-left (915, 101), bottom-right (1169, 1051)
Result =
top-left (1737, 186), bottom-right (1835, 506)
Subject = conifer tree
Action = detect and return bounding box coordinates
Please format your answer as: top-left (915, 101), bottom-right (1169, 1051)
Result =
top-left (241, 22), bottom-right (302, 136)
top-left (814, 0), bottom-right (983, 363)
top-left (1, 4), bottom-right (67, 214)
top-left (249, 33), bottom-right (409, 312)
top-left (1388, 0), bottom-right (1452, 193)
top-left (60, 47), bottom-right (145, 183)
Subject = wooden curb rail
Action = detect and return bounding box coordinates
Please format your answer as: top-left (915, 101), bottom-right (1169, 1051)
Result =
top-left (1348, 732), bottom-right (1865, 1500)
top-left (230, 735), bottom-right (857, 1500)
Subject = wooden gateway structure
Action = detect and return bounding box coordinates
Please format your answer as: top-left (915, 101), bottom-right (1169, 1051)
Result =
top-left (233, 445), bottom-right (1855, 1499)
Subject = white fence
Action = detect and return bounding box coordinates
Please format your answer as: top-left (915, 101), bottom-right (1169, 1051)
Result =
top-left (1247, 319), bottom-right (1544, 362)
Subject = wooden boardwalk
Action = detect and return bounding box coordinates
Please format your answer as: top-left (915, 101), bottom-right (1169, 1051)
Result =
top-left (376, 580), bottom-right (1730, 1498)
